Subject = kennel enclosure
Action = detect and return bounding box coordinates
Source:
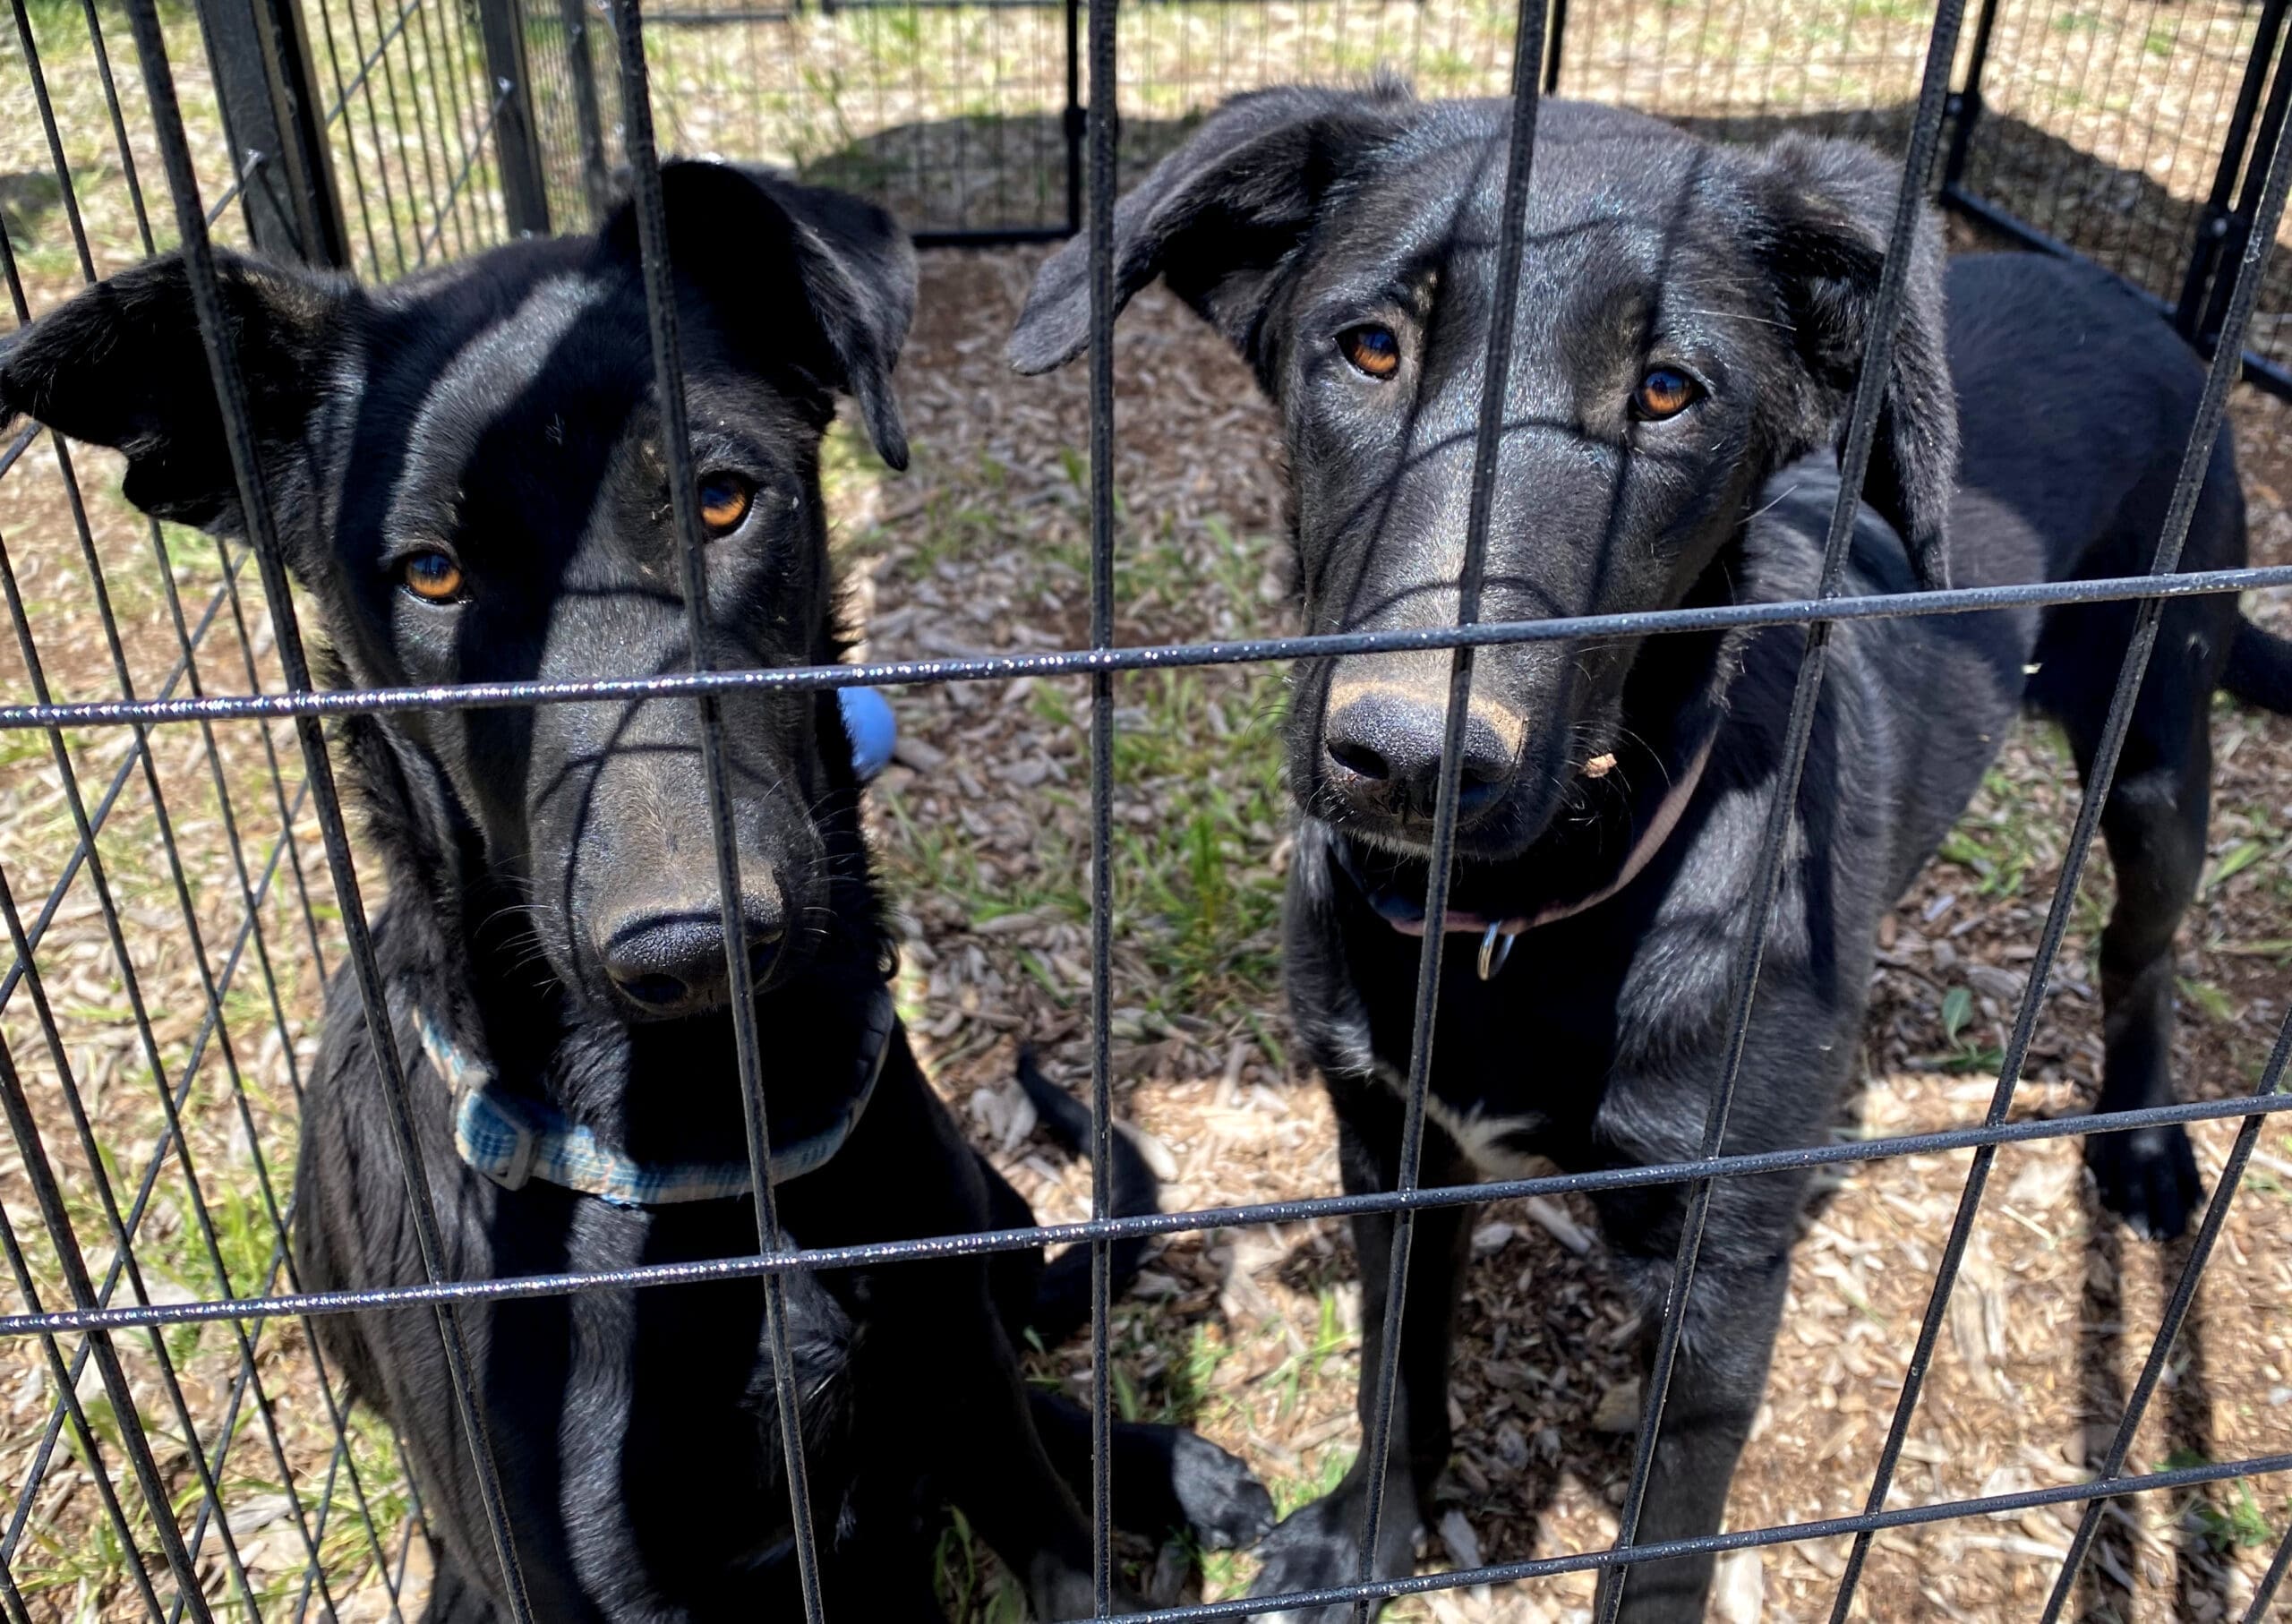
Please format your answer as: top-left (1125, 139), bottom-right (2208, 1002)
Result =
top-left (9, 0), bottom-right (2292, 1615)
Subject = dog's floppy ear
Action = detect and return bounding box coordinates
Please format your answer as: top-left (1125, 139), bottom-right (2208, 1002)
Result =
top-left (1746, 134), bottom-right (1956, 591)
top-left (605, 162), bottom-right (917, 470)
top-left (1006, 81), bottom-right (1407, 385)
top-left (0, 251), bottom-right (344, 535)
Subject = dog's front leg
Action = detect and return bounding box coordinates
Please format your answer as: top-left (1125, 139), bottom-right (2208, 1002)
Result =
top-left (867, 1256), bottom-right (1142, 1619)
top-left (1246, 1073), bottom-right (1473, 1623)
top-left (1591, 1196), bottom-right (1795, 1624)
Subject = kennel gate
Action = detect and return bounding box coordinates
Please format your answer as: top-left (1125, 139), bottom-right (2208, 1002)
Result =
top-left (10, 0), bottom-right (2292, 1614)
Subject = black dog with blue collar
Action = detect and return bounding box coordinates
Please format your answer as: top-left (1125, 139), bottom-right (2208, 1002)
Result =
top-left (4, 162), bottom-right (1270, 1620)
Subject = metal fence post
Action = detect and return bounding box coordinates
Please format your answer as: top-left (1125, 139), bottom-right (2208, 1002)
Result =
top-left (1064, 0), bottom-right (1084, 236)
top-left (560, 0), bottom-right (613, 225)
top-left (191, 0), bottom-right (349, 266)
top-left (476, 0), bottom-right (554, 237)
top-left (1938, 0), bottom-right (2002, 191)
top-left (2177, 0), bottom-right (2291, 340)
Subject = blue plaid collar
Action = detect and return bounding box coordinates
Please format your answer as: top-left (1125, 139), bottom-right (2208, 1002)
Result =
top-left (414, 987), bottom-right (896, 1209)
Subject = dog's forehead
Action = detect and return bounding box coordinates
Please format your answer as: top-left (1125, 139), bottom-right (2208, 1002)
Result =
top-left (356, 271), bottom-right (643, 540)
top-left (1315, 127), bottom-right (1746, 310)
top-left (403, 275), bottom-right (620, 437)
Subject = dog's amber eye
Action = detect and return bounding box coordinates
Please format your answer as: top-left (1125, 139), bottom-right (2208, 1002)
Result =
top-left (1338, 324), bottom-right (1402, 380)
top-left (1633, 366), bottom-right (1699, 421)
top-left (699, 472), bottom-right (754, 536)
top-left (401, 551), bottom-right (466, 603)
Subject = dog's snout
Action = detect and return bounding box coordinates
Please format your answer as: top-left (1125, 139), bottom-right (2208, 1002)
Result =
top-left (599, 893), bottom-right (786, 1017)
top-left (1323, 683), bottom-right (1518, 824)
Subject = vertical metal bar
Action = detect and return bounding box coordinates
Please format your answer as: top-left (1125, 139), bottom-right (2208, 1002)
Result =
top-left (0, 863), bottom-right (269, 1624)
top-left (0, 992), bottom-right (218, 1622)
top-left (0, 518), bottom-right (340, 1621)
top-left (43, 0), bottom-right (330, 1015)
top-left (1939, 0), bottom-right (2004, 189)
top-left (0, 1201), bottom-right (173, 1624)
top-left (435, 0), bottom-right (514, 250)
top-left (1, 59), bottom-right (358, 1597)
top-left (75, 0), bottom-right (157, 252)
top-left (2198, 21), bottom-right (2292, 351)
top-left (2039, 102), bottom-right (2292, 1623)
top-left (1350, 3), bottom-right (1547, 1619)
top-left (0, 45), bottom-right (345, 1613)
top-left (2246, 1514), bottom-right (2292, 1621)
top-left (115, 1), bottom-right (537, 1615)
top-left (604, 5), bottom-right (827, 1620)
top-left (2175, 0), bottom-right (2286, 334)
top-left (1541, 0), bottom-right (1566, 95)
top-left (1085, 0), bottom-right (1118, 1600)
top-left (1599, 0), bottom-right (1965, 1614)
top-left (1065, 0), bottom-right (1084, 237)
top-left (360, 0), bottom-right (438, 266)
top-left (309, 0), bottom-right (405, 276)
top-left (560, 0), bottom-right (612, 223)
top-left (1826, 43), bottom-right (2292, 1624)
top-left (478, 0), bottom-right (553, 235)
top-left (187, 0), bottom-right (351, 263)
top-left (0, 781), bottom-right (310, 1577)
top-left (2040, 1007), bottom-right (2292, 1616)
top-left (405, 0), bottom-right (475, 261)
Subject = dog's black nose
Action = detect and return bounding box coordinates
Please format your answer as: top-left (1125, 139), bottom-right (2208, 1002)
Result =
top-left (601, 905), bottom-right (784, 1017)
top-left (1323, 685), bottom-right (1517, 824)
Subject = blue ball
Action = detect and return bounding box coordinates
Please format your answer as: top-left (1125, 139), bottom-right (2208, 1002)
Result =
top-left (839, 686), bottom-right (897, 782)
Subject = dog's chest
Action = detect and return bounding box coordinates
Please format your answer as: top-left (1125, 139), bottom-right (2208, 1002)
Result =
top-left (536, 1203), bottom-right (860, 1604)
top-left (1374, 1060), bottom-right (1566, 1181)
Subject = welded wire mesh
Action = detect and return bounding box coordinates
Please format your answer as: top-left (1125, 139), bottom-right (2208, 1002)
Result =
top-left (478, 0), bottom-right (2292, 428)
top-left (6, 0), bottom-right (2292, 1617)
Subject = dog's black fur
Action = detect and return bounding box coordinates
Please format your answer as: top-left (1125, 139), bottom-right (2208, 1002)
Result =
top-left (1010, 84), bottom-right (2292, 1620)
top-left (2, 162), bottom-right (1271, 1621)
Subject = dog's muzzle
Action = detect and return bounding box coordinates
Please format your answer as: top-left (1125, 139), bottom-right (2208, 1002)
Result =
top-left (1331, 731), bottom-right (1717, 979)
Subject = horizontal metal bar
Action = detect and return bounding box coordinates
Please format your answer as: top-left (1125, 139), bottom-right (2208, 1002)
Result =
top-left (1110, 1450), bottom-right (2292, 1624)
top-left (6, 561), bottom-right (2290, 732)
top-left (1938, 184), bottom-right (2292, 399)
top-left (6, 1087), bottom-right (2286, 1339)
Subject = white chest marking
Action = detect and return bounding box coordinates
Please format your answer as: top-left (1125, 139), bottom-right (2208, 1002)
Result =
top-left (1377, 1064), bottom-right (1559, 1181)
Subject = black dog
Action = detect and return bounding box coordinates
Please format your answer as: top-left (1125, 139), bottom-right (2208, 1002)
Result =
top-left (1010, 83), bottom-right (2292, 1620)
top-left (3, 161), bottom-right (1270, 1620)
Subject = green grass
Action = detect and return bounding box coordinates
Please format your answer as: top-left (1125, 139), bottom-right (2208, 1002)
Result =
top-left (1937, 760), bottom-right (2057, 902)
top-left (1934, 983), bottom-right (2005, 1073)
top-left (2164, 1450), bottom-right (2282, 1552)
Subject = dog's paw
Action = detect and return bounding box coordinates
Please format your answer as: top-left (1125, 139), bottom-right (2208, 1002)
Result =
top-left (1027, 1558), bottom-right (1144, 1619)
top-left (2088, 1124), bottom-right (2203, 1241)
top-left (1241, 1494), bottom-right (1413, 1623)
top-left (1168, 1432), bottom-right (1276, 1550)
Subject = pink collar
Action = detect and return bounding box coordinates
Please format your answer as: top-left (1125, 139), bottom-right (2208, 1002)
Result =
top-left (1388, 731), bottom-right (1719, 979)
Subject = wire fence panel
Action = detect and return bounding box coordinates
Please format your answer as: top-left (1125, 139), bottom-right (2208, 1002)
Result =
top-left (8, 0), bottom-right (2292, 1614)
top-left (0, 4), bottom-right (382, 1619)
